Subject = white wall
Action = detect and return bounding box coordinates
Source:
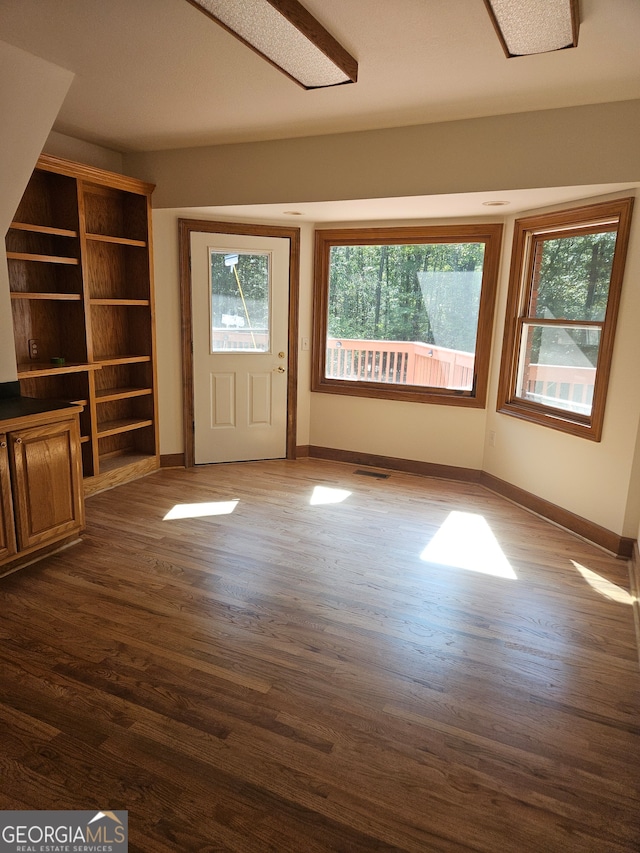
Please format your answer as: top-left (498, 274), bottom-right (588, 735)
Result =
top-left (0, 41), bottom-right (73, 234)
top-left (309, 393), bottom-right (487, 470)
top-left (124, 100), bottom-right (640, 210)
top-left (147, 209), bottom-right (186, 456)
top-left (483, 191), bottom-right (640, 537)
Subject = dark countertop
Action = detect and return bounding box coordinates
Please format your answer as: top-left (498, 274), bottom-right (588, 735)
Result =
top-left (0, 396), bottom-right (82, 422)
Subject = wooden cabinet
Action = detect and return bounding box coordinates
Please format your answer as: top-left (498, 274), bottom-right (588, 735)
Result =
top-left (0, 404), bottom-right (84, 575)
top-left (10, 418), bottom-right (84, 550)
top-left (6, 155), bottom-right (159, 495)
top-left (0, 436), bottom-right (17, 561)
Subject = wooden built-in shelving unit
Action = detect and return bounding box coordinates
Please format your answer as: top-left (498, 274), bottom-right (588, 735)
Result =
top-left (5, 154), bottom-right (159, 495)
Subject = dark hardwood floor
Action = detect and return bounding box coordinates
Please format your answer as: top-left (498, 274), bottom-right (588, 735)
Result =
top-left (1, 459), bottom-right (639, 852)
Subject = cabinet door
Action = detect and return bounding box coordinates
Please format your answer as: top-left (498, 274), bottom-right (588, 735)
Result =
top-left (10, 418), bottom-right (84, 550)
top-left (0, 435), bottom-right (17, 560)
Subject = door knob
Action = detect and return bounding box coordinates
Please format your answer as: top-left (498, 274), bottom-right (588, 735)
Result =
top-left (277, 366), bottom-right (286, 373)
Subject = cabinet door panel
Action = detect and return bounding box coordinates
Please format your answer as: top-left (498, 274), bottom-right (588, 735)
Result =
top-left (0, 435), bottom-right (17, 560)
top-left (10, 419), bottom-right (84, 549)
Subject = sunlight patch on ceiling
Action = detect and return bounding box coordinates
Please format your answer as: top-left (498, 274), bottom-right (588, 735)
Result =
top-left (310, 485), bottom-right (352, 506)
top-left (571, 560), bottom-right (635, 605)
top-left (163, 500), bottom-right (239, 520)
top-left (420, 510), bottom-right (517, 579)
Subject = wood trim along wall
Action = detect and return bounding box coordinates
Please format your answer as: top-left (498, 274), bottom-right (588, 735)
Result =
top-left (480, 472), bottom-right (634, 557)
top-left (630, 542), bottom-right (640, 667)
top-left (305, 445), bottom-right (482, 484)
top-left (178, 218), bottom-right (300, 468)
top-left (160, 453), bottom-right (186, 468)
top-left (38, 153), bottom-right (156, 195)
top-left (300, 444), bottom-right (634, 558)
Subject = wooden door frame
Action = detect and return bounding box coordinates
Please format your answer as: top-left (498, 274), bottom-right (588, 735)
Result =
top-left (178, 218), bottom-right (300, 468)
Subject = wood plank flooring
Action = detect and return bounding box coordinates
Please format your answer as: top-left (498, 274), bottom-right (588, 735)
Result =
top-left (1, 459), bottom-right (639, 852)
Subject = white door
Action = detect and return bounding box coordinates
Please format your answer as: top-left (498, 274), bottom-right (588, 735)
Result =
top-left (191, 231), bottom-right (290, 464)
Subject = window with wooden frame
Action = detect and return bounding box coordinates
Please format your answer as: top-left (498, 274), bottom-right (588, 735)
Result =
top-left (497, 197), bottom-right (634, 440)
top-left (312, 224), bottom-right (503, 407)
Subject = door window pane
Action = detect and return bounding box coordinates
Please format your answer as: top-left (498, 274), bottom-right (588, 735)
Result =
top-left (210, 250), bottom-right (270, 352)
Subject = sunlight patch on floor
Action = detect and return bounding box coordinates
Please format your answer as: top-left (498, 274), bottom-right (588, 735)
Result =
top-left (420, 511), bottom-right (517, 579)
top-left (571, 560), bottom-right (635, 604)
top-left (310, 485), bottom-right (352, 506)
top-left (163, 500), bottom-right (239, 520)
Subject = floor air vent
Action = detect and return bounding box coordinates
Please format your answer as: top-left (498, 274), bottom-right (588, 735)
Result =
top-left (354, 469), bottom-right (390, 479)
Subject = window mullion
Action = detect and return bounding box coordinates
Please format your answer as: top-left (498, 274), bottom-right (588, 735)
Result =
top-left (520, 318), bottom-right (605, 328)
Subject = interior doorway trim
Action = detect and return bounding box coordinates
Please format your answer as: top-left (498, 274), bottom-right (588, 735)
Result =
top-left (178, 218), bottom-right (300, 468)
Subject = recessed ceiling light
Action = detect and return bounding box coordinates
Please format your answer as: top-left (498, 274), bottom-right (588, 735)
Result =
top-left (482, 200), bottom-right (511, 207)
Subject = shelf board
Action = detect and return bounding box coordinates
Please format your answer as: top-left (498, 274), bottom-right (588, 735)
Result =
top-left (10, 221), bottom-right (78, 238)
top-left (80, 435), bottom-right (91, 444)
top-left (7, 251), bottom-right (79, 265)
top-left (94, 355), bottom-right (151, 366)
top-left (10, 291), bottom-right (82, 301)
top-left (95, 387), bottom-right (152, 403)
top-left (90, 298), bottom-right (150, 306)
top-left (97, 417), bottom-right (153, 438)
top-left (17, 362), bottom-right (100, 378)
top-left (85, 233), bottom-right (147, 248)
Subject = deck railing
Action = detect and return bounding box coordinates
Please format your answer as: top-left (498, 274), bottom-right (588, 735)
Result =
top-left (523, 363), bottom-right (595, 415)
top-left (326, 337), bottom-right (596, 411)
top-left (213, 328), bottom-right (269, 350)
top-left (326, 339), bottom-right (475, 389)
top-left (211, 332), bottom-right (596, 413)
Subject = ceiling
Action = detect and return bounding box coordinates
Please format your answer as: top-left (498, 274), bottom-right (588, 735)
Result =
top-left (2, 0), bottom-right (640, 154)
top-left (183, 184), bottom-right (635, 222)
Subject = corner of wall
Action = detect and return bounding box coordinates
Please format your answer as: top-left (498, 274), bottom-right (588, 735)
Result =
top-left (43, 131), bottom-right (124, 174)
